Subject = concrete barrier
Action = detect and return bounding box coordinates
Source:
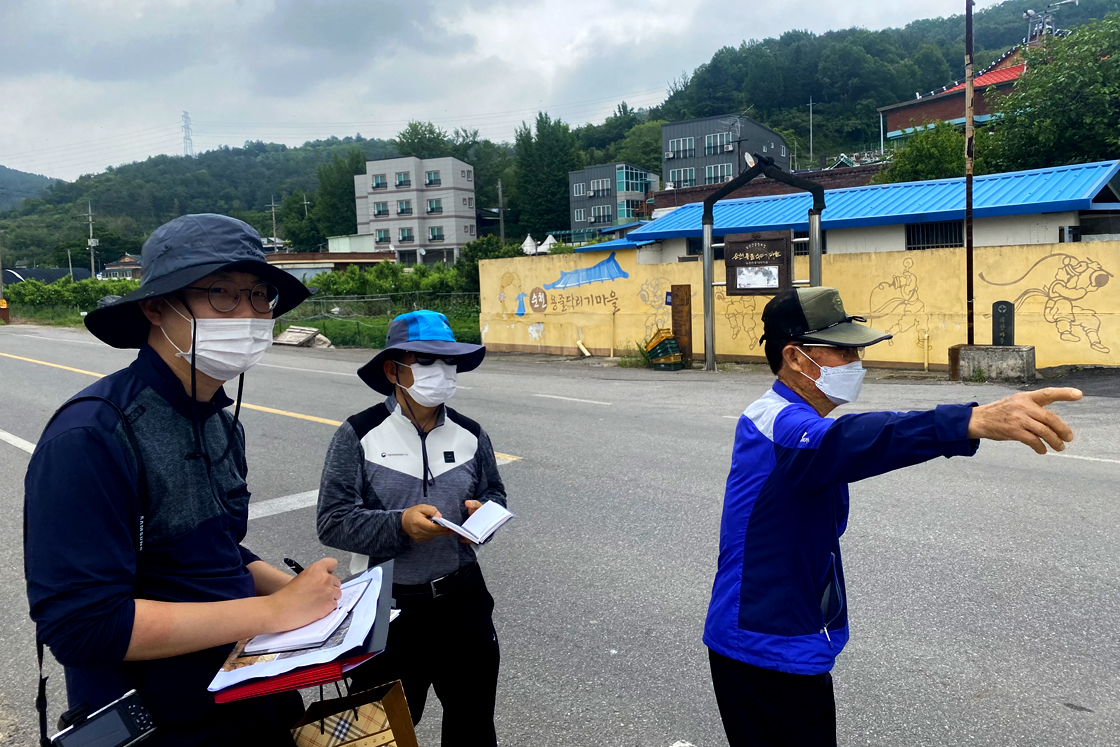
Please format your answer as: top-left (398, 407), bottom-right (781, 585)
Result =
top-left (954, 345), bottom-right (1037, 383)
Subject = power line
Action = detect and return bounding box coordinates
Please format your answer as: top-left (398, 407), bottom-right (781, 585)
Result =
top-left (0, 123), bottom-right (181, 160)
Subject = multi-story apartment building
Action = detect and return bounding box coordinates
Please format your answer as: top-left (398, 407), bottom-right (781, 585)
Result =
top-left (568, 162), bottom-right (660, 241)
top-left (354, 156), bottom-right (477, 265)
top-left (661, 114), bottom-right (790, 189)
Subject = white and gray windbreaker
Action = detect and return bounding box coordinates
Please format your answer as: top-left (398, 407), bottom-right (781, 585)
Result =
top-left (316, 395), bottom-right (507, 585)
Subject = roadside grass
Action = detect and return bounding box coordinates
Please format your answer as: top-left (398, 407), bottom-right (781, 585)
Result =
top-left (277, 314), bottom-right (481, 348)
top-left (617, 342), bottom-right (652, 368)
top-left (9, 304), bottom-right (86, 327)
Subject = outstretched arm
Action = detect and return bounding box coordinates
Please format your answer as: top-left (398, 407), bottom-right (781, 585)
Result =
top-left (966, 387), bottom-right (1082, 454)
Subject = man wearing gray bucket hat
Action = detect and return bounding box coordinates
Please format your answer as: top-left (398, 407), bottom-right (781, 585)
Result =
top-left (705, 287), bottom-right (1082, 746)
top-left (25, 214), bottom-right (343, 745)
top-left (317, 310), bottom-right (506, 746)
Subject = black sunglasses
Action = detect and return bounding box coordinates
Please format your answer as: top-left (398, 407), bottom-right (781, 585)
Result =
top-left (409, 354), bottom-right (459, 366)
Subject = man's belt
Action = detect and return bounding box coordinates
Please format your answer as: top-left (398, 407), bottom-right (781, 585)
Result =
top-left (392, 562), bottom-right (477, 600)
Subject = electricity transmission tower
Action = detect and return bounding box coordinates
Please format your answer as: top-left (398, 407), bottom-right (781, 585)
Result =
top-left (182, 111), bottom-right (195, 158)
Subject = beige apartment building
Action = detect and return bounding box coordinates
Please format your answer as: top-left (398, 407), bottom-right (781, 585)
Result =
top-left (354, 156), bottom-right (477, 265)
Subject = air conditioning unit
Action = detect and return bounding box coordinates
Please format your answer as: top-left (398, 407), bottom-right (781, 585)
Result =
top-left (664, 151), bottom-right (674, 158)
top-left (723, 144), bottom-right (734, 152)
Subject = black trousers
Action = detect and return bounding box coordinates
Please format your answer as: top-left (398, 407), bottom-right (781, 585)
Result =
top-left (709, 649), bottom-right (836, 747)
top-left (349, 564), bottom-right (500, 747)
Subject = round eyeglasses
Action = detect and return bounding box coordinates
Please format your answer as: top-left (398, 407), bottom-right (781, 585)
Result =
top-left (183, 280), bottom-right (279, 314)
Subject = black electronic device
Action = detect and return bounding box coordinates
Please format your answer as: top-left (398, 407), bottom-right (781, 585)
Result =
top-left (51, 690), bottom-right (155, 747)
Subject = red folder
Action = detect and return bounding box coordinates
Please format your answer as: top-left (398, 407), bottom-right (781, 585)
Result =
top-left (213, 652), bottom-right (379, 703)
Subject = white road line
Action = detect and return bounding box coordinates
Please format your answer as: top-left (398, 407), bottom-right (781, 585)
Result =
top-left (248, 490), bottom-right (320, 520)
top-left (532, 394), bottom-right (611, 406)
top-left (1051, 453), bottom-right (1120, 466)
top-left (0, 428), bottom-right (35, 455)
top-left (722, 415), bottom-right (740, 419)
top-left (256, 362), bottom-right (359, 377)
top-left (0, 331), bottom-right (102, 346)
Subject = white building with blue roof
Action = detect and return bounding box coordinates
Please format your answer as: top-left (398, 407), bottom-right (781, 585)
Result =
top-left (579, 161), bottom-right (1120, 264)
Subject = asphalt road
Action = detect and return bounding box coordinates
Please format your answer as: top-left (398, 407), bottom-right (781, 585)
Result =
top-left (0, 324), bottom-right (1117, 747)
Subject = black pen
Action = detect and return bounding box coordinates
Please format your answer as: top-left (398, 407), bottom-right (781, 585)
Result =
top-left (284, 558), bottom-right (305, 574)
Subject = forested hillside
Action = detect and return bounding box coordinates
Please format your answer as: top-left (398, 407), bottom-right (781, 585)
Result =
top-left (0, 164), bottom-right (56, 211)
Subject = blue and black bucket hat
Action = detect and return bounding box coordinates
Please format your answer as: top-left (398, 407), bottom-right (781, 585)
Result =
top-left (85, 213), bottom-right (312, 348)
top-left (358, 310), bottom-right (485, 395)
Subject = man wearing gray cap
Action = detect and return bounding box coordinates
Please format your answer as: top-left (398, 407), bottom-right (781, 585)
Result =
top-left (25, 214), bottom-right (342, 745)
top-left (704, 286), bottom-right (1082, 746)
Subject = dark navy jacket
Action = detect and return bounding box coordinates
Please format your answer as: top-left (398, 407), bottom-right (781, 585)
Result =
top-left (703, 380), bottom-right (978, 675)
top-left (24, 346), bottom-right (299, 739)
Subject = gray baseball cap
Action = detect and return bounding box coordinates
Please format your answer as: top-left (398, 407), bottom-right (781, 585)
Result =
top-left (85, 214), bottom-right (311, 348)
top-left (760, 286), bottom-right (892, 347)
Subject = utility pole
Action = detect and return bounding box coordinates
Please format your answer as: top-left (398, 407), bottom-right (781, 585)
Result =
top-left (808, 97), bottom-right (814, 166)
top-left (965, 0), bottom-right (976, 346)
top-left (0, 229), bottom-right (6, 301)
top-left (301, 192), bottom-right (311, 219)
top-left (84, 201), bottom-right (98, 277)
top-left (497, 179), bottom-right (505, 243)
top-left (267, 195), bottom-right (280, 247)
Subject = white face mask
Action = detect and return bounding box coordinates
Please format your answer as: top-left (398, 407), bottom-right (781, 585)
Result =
top-left (162, 303), bottom-right (275, 381)
top-left (397, 360), bottom-right (458, 407)
top-left (796, 347), bottom-right (865, 405)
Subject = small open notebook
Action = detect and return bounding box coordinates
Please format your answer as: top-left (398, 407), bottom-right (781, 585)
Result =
top-left (243, 579), bottom-right (370, 654)
top-left (431, 501), bottom-right (515, 544)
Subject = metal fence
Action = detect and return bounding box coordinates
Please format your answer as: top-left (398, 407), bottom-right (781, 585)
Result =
top-left (279, 292), bottom-right (480, 323)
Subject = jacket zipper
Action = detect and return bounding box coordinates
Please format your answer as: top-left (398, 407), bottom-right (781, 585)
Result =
top-left (419, 429), bottom-right (430, 497)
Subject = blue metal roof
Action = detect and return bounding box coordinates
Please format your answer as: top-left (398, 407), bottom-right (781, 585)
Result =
top-left (575, 237), bottom-right (654, 252)
top-left (629, 160), bottom-right (1120, 241)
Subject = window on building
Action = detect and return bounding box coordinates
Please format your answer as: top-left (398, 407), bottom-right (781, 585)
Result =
top-left (617, 199), bottom-right (644, 219)
top-left (467, 170), bottom-right (473, 181)
top-left (469, 224), bottom-right (475, 235)
top-left (429, 226), bottom-right (444, 241)
top-left (616, 164), bottom-right (650, 194)
top-left (705, 132), bottom-right (732, 155)
top-left (705, 163), bottom-right (734, 184)
top-left (395, 171), bottom-right (410, 187)
top-left (669, 168), bottom-right (696, 188)
top-left (906, 221), bottom-right (963, 250)
top-left (425, 170), bottom-right (441, 186)
top-left (574, 208), bottom-right (585, 222)
top-left (376, 229), bottom-right (390, 243)
top-left (399, 227), bottom-right (414, 242)
top-left (573, 182), bottom-right (586, 197)
top-left (590, 178), bottom-right (612, 197)
top-left (464, 224), bottom-right (471, 234)
top-left (591, 204), bottom-right (612, 224)
top-left (397, 200), bottom-right (412, 215)
top-left (468, 197), bottom-right (474, 208)
top-left (372, 174), bottom-right (387, 189)
top-left (781, 145), bottom-right (788, 157)
top-left (461, 169), bottom-right (467, 177)
top-left (668, 137), bottom-right (695, 158)
top-left (427, 199), bottom-right (442, 214)
top-left (374, 201), bottom-right (389, 217)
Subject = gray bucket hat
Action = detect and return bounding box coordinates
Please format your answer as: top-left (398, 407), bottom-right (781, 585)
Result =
top-left (760, 287), bottom-right (892, 347)
top-left (85, 214), bottom-right (311, 348)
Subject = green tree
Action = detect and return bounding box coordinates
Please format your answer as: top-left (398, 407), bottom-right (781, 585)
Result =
top-left (312, 149), bottom-right (366, 238)
top-left (280, 191), bottom-right (325, 251)
top-left (615, 121), bottom-right (667, 174)
top-left (393, 121), bottom-right (453, 159)
top-left (515, 113), bottom-right (583, 239)
top-left (988, 14), bottom-right (1120, 171)
top-left (872, 121), bottom-right (990, 184)
top-left (453, 234), bottom-right (522, 293)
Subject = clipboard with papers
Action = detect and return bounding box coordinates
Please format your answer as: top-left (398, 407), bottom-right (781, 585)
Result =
top-left (208, 559), bottom-right (397, 703)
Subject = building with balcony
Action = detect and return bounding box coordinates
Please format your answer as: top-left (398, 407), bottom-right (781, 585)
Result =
top-left (354, 155), bottom-right (477, 265)
top-left (661, 114), bottom-right (789, 189)
top-left (568, 162), bottom-right (660, 242)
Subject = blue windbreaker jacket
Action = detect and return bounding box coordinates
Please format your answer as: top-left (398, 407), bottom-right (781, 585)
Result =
top-left (703, 380), bottom-right (978, 675)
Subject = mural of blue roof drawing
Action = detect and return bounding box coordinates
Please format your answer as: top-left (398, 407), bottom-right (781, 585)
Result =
top-left (543, 252), bottom-right (629, 290)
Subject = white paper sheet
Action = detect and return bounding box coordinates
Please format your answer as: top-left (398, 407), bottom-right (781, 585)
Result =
top-left (243, 580), bottom-right (369, 655)
top-left (207, 566), bottom-right (382, 692)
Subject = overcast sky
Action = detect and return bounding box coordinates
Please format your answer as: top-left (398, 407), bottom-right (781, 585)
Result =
top-left (0, 0), bottom-right (1003, 182)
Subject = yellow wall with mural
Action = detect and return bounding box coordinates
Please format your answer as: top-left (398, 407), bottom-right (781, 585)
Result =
top-left (479, 241), bottom-right (1119, 370)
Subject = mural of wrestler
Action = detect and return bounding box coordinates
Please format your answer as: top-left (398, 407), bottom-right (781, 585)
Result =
top-left (638, 277), bottom-right (672, 341)
top-left (715, 288), bottom-right (760, 348)
top-left (498, 272), bottom-right (522, 317)
top-left (868, 256), bottom-right (929, 347)
top-left (1041, 256), bottom-right (1112, 354)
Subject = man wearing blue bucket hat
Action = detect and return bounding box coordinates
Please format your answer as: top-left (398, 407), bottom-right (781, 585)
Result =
top-left (25, 214), bottom-right (343, 745)
top-left (317, 310), bottom-right (506, 746)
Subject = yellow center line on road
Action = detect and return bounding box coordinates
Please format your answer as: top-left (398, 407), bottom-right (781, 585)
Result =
top-left (0, 350), bottom-right (522, 463)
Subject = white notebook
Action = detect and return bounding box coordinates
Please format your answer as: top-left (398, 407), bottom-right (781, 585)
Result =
top-left (243, 579), bottom-right (370, 655)
top-left (431, 501), bottom-right (515, 545)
